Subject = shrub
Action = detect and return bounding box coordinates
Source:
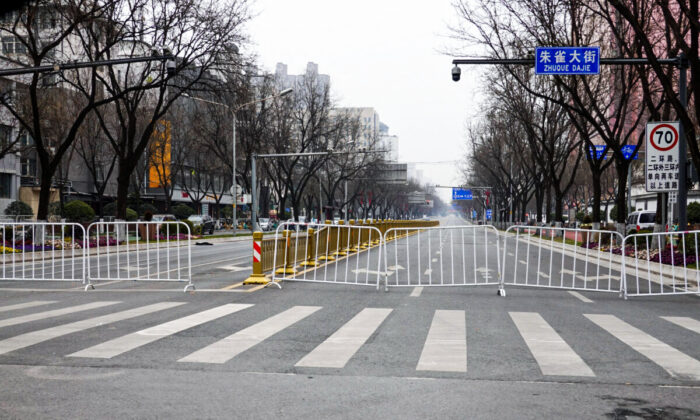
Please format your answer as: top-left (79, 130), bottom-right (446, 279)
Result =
top-left (192, 224), bottom-right (202, 235)
top-left (125, 208), bottom-right (138, 221)
top-left (4, 200), bottom-right (33, 217)
top-left (158, 221), bottom-right (190, 235)
top-left (575, 211), bottom-right (585, 222)
top-left (172, 204), bottom-right (194, 220)
top-left (103, 201), bottom-right (117, 217)
top-left (63, 200), bottom-right (95, 223)
top-left (181, 219), bottom-right (194, 234)
top-left (687, 202), bottom-right (700, 224)
top-left (582, 214), bottom-right (592, 224)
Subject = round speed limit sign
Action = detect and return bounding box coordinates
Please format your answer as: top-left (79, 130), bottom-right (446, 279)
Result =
top-left (649, 123), bottom-right (679, 151)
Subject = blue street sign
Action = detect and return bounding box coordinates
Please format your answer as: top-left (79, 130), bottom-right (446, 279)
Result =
top-left (486, 209), bottom-right (492, 221)
top-left (452, 188), bottom-right (473, 200)
top-left (587, 145), bottom-right (607, 160)
top-left (472, 210), bottom-right (477, 219)
top-left (621, 145), bottom-right (639, 160)
top-left (535, 47), bottom-right (600, 75)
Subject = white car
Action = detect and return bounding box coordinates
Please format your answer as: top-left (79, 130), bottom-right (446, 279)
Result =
top-left (626, 211), bottom-right (656, 233)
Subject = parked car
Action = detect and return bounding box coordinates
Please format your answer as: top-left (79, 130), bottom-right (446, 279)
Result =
top-left (187, 214), bottom-right (215, 235)
top-left (626, 210), bottom-right (656, 233)
top-left (258, 218), bottom-right (271, 231)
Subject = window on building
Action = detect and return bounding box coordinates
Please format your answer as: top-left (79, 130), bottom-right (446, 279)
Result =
top-left (0, 124), bottom-right (11, 149)
top-left (19, 133), bottom-right (33, 146)
top-left (0, 173), bottom-right (11, 198)
top-left (2, 36), bottom-right (26, 54)
top-left (20, 158), bottom-right (36, 177)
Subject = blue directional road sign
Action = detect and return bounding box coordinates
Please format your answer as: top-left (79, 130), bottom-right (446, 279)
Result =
top-left (588, 145), bottom-right (607, 160)
top-left (472, 210), bottom-right (477, 219)
top-left (621, 145), bottom-right (639, 160)
top-left (486, 209), bottom-right (492, 221)
top-left (452, 188), bottom-right (473, 200)
top-left (535, 47), bottom-right (600, 75)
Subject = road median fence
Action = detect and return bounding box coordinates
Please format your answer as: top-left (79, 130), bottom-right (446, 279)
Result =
top-left (1, 220), bottom-right (194, 292)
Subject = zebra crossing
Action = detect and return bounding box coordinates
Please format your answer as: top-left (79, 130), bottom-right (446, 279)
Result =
top-left (0, 300), bottom-right (699, 381)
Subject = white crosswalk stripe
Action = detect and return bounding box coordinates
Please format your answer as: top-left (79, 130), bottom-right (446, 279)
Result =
top-left (295, 308), bottom-right (392, 368)
top-left (661, 316), bottom-right (700, 335)
top-left (0, 301), bottom-right (120, 329)
top-left (0, 301), bottom-right (56, 313)
top-left (0, 302), bottom-right (184, 356)
top-left (585, 314), bottom-right (700, 381)
top-left (510, 312), bottom-right (594, 377)
top-left (68, 304), bottom-right (253, 359)
top-left (416, 310), bottom-right (466, 372)
top-left (180, 306), bottom-right (321, 364)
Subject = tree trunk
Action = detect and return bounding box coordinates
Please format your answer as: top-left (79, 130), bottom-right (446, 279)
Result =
top-left (614, 162), bottom-right (629, 224)
top-left (591, 170), bottom-right (602, 223)
top-left (116, 161), bottom-right (132, 220)
top-left (535, 184), bottom-right (544, 222)
top-left (37, 172), bottom-right (52, 220)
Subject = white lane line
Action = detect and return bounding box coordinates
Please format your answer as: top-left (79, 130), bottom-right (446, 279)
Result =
top-left (431, 258), bottom-right (438, 263)
top-left (416, 310), bottom-right (466, 372)
top-left (538, 272), bottom-right (550, 279)
top-left (661, 316), bottom-right (700, 335)
top-left (508, 252), bottom-right (514, 257)
top-left (0, 302), bottom-right (184, 356)
top-left (180, 306), bottom-right (321, 364)
top-left (423, 269), bottom-right (432, 276)
top-left (0, 301), bottom-right (121, 329)
top-left (0, 301), bottom-right (56, 313)
top-left (586, 314), bottom-right (700, 381)
top-left (295, 308), bottom-right (392, 368)
top-left (519, 260), bottom-right (528, 265)
top-left (68, 304), bottom-right (252, 359)
top-left (510, 312), bottom-right (594, 377)
top-left (410, 287), bottom-right (423, 297)
top-left (568, 291), bottom-right (594, 303)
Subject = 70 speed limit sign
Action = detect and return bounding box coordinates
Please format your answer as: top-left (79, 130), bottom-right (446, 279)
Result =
top-left (645, 121), bottom-right (680, 192)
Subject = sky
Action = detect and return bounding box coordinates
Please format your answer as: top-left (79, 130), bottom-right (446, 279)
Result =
top-left (245, 0), bottom-right (484, 202)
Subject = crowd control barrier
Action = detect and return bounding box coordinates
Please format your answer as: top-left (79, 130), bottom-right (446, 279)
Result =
top-left (383, 224), bottom-right (501, 292)
top-left (622, 230), bottom-right (700, 298)
top-left (1, 221), bottom-right (87, 284)
top-left (501, 225), bottom-right (625, 295)
top-left (86, 221), bottom-right (194, 292)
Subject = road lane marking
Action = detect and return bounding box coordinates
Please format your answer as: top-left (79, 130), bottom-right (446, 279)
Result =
top-left (660, 316), bottom-right (700, 335)
top-left (519, 260), bottom-right (528, 265)
top-left (538, 272), bottom-right (551, 279)
top-left (68, 304), bottom-right (252, 359)
top-left (0, 301), bottom-right (121, 329)
top-left (410, 287), bottom-right (423, 297)
top-left (432, 258), bottom-right (438, 263)
top-left (416, 310), bottom-right (466, 372)
top-left (0, 302), bottom-right (184, 356)
top-left (0, 301), bottom-right (56, 313)
top-left (568, 291), bottom-right (594, 303)
top-left (423, 269), bottom-right (432, 276)
top-left (220, 282), bottom-right (244, 290)
top-left (295, 308), bottom-right (392, 368)
top-left (218, 265), bottom-right (250, 272)
top-left (510, 312), bottom-right (594, 377)
top-left (180, 306), bottom-right (321, 364)
top-left (585, 314), bottom-right (700, 380)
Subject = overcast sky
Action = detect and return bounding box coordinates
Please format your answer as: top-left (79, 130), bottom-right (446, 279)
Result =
top-left (245, 0), bottom-right (484, 202)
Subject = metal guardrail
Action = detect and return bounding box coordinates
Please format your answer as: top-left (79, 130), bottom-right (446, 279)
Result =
top-left (85, 221), bottom-right (194, 292)
top-left (1, 221), bottom-right (86, 283)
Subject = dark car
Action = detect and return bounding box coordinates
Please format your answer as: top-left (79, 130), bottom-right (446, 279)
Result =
top-left (187, 214), bottom-right (215, 235)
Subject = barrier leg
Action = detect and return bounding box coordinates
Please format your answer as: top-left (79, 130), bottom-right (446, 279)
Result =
top-left (275, 230), bottom-right (296, 275)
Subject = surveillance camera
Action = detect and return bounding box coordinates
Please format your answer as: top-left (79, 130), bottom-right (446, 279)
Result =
top-left (451, 65), bottom-right (461, 82)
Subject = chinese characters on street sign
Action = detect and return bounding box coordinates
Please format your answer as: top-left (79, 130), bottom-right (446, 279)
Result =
top-left (587, 145), bottom-right (607, 160)
top-left (486, 209), bottom-right (492, 221)
top-left (452, 188), bottom-right (473, 200)
top-left (535, 47), bottom-right (600, 75)
top-left (645, 121), bottom-right (680, 192)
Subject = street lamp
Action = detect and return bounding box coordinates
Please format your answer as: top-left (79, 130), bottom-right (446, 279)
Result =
top-left (183, 87), bottom-right (292, 235)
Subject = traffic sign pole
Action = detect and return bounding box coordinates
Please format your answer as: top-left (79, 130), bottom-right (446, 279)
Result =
top-left (678, 53), bottom-right (688, 229)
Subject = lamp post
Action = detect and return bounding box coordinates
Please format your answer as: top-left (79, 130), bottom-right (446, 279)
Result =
top-left (183, 87), bottom-right (292, 235)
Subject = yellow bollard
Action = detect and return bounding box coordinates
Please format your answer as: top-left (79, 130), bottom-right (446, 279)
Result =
top-left (299, 227), bottom-right (317, 266)
top-left (275, 230), bottom-right (296, 275)
top-left (348, 220), bottom-right (359, 253)
top-left (333, 220), bottom-right (348, 256)
top-left (317, 220), bottom-right (335, 261)
top-left (244, 231), bottom-right (269, 284)
top-left (359, 220), bottom-right (370, 249)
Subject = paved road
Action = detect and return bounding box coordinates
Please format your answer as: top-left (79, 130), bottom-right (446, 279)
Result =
top-left (0, 216), bottom-right (699, 418)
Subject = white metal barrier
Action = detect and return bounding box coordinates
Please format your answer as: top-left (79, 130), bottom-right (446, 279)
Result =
top-left (383, 225), bottom-right (502, 292)
top-left (271, 221), bottom-right (384, 288)
top-left (0, 222), bottom-right (86, 283)
top-left (86, 221), bottom-right (194, 292)
top-left (622, 230), bottom-right (700, 298)
top-left (501, 226), bottom-right (625, 295)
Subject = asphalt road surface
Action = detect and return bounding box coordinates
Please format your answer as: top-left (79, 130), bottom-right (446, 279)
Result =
top-left (0, 215), bottom-right (699, 419)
